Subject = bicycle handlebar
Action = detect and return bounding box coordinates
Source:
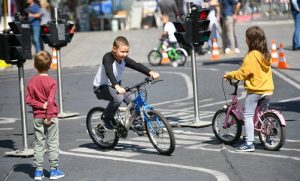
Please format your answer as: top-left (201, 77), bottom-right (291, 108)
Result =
top-left (229, 78), bottom-right (240, 86)
top-left (125, 77), bottom-right (163, 92)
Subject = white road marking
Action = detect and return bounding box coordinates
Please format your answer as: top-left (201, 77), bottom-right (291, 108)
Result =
top-left (278, 96), bottom-right (300, 103)
top-left (272, 68), bottom-right (300, 90)
top-left (0, 128), bottom-right (14, 131)
top-left (0, 117), bottom-right (17, 124)
top-left (69, 147), bottom-right (140, 157)
top-left (169, 98), bottom-right (214, 108)
top-left (130, 137), bottom-right (197, 145)
top-left (59, 149), bottom-right (230, 181)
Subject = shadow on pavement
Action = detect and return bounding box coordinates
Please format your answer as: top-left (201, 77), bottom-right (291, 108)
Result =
top-left (79, 142), bottom-right (160, 156)
top-left (0, 140), bottom-right (17, 150)
top-left (202, 58), bottom-right (243, 66)
top-left (271, 100), bottom-right (300, 115)
top-left (13, 163), bottom-right (35, 179)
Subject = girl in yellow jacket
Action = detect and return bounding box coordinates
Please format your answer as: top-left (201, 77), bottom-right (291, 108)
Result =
top-left (224, 26), bottom-right (274, 152)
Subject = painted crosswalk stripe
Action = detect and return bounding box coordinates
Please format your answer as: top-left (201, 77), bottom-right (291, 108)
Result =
top-left (69, 147), bottom-right (140, 157)
top-left (0, 128), bottom-right (14, 131)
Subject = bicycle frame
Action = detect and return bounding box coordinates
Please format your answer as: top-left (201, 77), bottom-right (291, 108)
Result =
top-left (154, 41), bottom-right (188, 60)
top-left (224, 84), bottom-right (286, 131)
top-left (117, 81), bottom-right (163, 133)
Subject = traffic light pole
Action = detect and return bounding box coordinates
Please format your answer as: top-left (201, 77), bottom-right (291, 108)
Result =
top-left (180, 44), bottom-right (212, 128)
top-left (54, 8), bottom-right (79, 118)
top-left (4, 62), bottom-right (34, 157)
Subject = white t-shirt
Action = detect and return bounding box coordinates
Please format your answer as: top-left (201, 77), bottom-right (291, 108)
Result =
top-left (164, 22), bottom-right (177, 43)
top-left (93, 60), bottom-right (125, 87)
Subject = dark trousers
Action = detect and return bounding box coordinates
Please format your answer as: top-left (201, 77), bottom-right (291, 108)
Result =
top-left (94, 85), bottom-right (135, 119)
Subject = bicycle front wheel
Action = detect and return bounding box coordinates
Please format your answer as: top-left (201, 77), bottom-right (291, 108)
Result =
top-left (212, 109), bottom-right (242, 145)
top-left (258, 112), bottom-right (286, 151)
top-left (148, 50), bottom-right (162, 66)
top-left (145, 110), bottom-right (175, 155)
top-left (175, 49), bottom-right (187, 66)
top-left (86, 107), bottom-right (119, 149)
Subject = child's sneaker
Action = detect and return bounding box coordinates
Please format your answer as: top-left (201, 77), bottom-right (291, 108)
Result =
top-left (34, 170), bottom-right (44, 180)
top-left (235, 143), bottom-right (255, 152)
top-left (50, 169), bottom-right (65, 180)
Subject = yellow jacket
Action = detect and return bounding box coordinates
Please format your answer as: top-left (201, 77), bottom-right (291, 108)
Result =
top-left (225, 50), bottom-right (274, 94)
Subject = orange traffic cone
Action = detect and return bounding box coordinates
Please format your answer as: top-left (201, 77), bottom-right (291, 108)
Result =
top-left (277, 43), bottom-right (288, 69)
top-left (271, 40), bottom-right (279, 64)
top-left (210, 38), bottom-right (220, 60)
top-left (160, 51), bottom-right (171, 64)
top-left (50, 48), bottom-right (58, 70)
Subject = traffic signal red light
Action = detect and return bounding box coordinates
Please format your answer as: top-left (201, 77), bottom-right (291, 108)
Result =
top-left (191, 7), bottom-right (211, 46)
top-left (41, 22), bottom-right (75, 48)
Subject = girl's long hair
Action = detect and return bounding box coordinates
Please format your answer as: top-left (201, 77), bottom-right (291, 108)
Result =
top-left (246, 26), bottom-right (271, 62)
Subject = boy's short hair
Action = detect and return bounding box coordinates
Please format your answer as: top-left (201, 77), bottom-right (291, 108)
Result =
top-left (34, 51), bottom-right (52, 72)
top-left (113, 36), bottom-right (129, 48)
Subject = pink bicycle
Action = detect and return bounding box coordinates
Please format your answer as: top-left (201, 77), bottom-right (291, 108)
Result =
top-left (212, 79), bottom-right (286, 151)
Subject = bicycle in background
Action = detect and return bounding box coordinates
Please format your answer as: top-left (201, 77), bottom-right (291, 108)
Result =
top-left (212, 78), bottom-right (286, 151)
top-left (86, 78), bottom-right (176, 155)
top-left (148, 40), bottom-right (188, 67)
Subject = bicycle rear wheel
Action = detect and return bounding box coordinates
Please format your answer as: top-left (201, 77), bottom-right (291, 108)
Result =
top-left (145, 110), bottom-right (175, 155)
top-left (212, 109), bottom-right (242, 145)
top-left (258, 112), bottom-right (286, 151)
top-left (86, 107), bottom-right (119, 149)
top-left (175, 49), bottom-right (187, 66)
top-left (148, 50), bottom-right (162, 66)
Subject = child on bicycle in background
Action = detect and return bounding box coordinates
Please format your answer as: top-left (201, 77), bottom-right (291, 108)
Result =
top-left (223, 26), bottom-right (274, 152)
top-left (93, 36), bottom-right (160, 131)
top-left (25, 51), bottom-right (65, 180)
top-left (160, 14), bottom-right (177, 49)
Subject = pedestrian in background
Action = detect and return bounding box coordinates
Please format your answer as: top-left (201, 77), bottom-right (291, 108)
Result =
top-left (93, 36), bottom-right (160, 131)
top-left (224, 26), bottom-right (274, 152)
top-left (25, 51), bottom-right (65, 180)
top-left (39, 0), bottom-right (51, 52)
top-left (40, 0), bottom-right (51, 25)
top-left (26, 0), bottom-right (43, 53)
top-left (290, 0), bottom-right (300, 50)
top-left (217, 0), bottom-right (240, 54)
top-left (160, 14), bottom-right (177, 48)
top-left (158, 0), bottom-right (180, 21)
top-left (206, 0), bottom-right (222, 50)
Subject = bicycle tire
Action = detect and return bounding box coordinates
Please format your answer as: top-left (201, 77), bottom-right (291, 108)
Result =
top-left (175, 49), bottom-right (187, 66)
top-left (86, 107), bottom-right (119, 149)
top-left (148, 50), bottom-right (162, 66)
top-left (212, 109), bottom-right (242, 145)
top-left (145, 110), bottom-right (176, 155)
top-left (258, 112), bottom-right (286, 151)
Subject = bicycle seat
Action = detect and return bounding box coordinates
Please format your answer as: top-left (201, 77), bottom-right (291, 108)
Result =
top-left (257, 93), bottom-right (272, 110)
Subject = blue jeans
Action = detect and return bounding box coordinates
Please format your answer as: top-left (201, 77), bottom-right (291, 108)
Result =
top-left (32, 26), bottom-right (42, 53)
top-left (292, 12), bottom-right (300, 49)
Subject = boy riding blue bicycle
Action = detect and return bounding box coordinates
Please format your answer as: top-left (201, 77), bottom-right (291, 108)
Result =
top-left (93, 36), bottom-right (159, 131)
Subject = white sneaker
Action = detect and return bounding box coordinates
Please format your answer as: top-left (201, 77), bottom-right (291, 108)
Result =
top-left (235, 48), bottom-right (240, 53)
top-left (225, 48), bottom-right (231, 54)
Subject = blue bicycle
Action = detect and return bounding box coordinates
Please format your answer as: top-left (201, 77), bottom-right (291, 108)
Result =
top-left (86, 78), bottom-right (176, 155)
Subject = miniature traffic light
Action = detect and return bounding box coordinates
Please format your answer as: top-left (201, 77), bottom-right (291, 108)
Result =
top-left (0, 16), bottom-right (32, 64)
top-left (190, 5), bottom-right (211, 46)
top-left (173, 20), bottom-right (193, 46)
top-left (41, 22), bottom-right (75, 49)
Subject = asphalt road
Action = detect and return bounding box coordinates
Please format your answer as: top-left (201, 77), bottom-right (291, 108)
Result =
top-left (1, 18), bottom-right (300, 181)
top-left (1, 61), bottom-right (300, 181)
